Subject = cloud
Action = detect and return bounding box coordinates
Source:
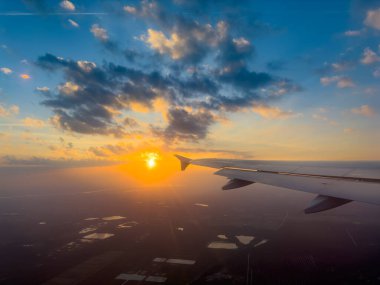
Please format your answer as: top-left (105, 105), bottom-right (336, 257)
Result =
top-left (58, 81), bottom-right (81, 95)
top-left (35, 0), bottom-right (301, 142)
top-left (173, 146), bottom-right (253, 159)
top-left (60, 0), bottom-right (75, 11)
top-left (123, 117), bottom-right (139, 128)
top-left (266, 60), bottom-right (286, 71)
top-left (36, 86), bottom-right (50, 92)
top-left (68, 19), bottom-right (79, 28)
top-left (232, 37), bottom-right (250, 49)
top-left (90, 24), bottom-right (108, 42)
top-left (373, 68), bottom-right (380, 78)
top-left (35, 53), bottom-right (172, 137)
top-left (143, 29), bottom-right (188, 60)
top-left (253, 104), bottom-right (299, 119)
top-left (336, 77), bottom-right (355, 88)
top-left (364, 8), bottom-right (380, 30)
top-left (320, 76), bottom-right (339, 86)
top-left (1, 155), bottom-right (114, 167)
top-left (313, 113), bottom-right (328, 121)
top-left (330, 61), bottom-right (354, 72)
top-left (0, 67), bottom-right (12, 74)
top-left (22, 117), bottom-right (45, 128)
top-left (153, 108), bottom-right (215, 141)
top-left (77, 60), bottom-right (96, 72)
top-left (124, 5), bottom-right (137, 14)
top-left (351, 105), bottom-right (376, 117)
top-left (312, 109), bottom-right (338, 126)
top-left (20, 73), bottom-right (31, 79)
top-left (141, 20), bottom-right (227, 62)
top-left (0, 104), bottom-right (19, 117)
top-left (360, 47), bottom-right (380, 65)
top-left (344, 128), bottom-right (354, 134)
top-left (89, 143), bottom-right (131, 157)
top-left (23, 0), bottom-right (49, 13)
top-left (320, 76), bottom-right (355, 88)
top-left (344, 29), bottom-right (363, 36)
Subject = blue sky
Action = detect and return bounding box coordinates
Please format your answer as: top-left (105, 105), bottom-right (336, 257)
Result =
top-left (0, 0), bottom-right (380, 164)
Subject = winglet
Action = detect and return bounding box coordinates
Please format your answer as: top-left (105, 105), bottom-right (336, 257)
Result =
top-left (174, 154), bottom-right (192, 171)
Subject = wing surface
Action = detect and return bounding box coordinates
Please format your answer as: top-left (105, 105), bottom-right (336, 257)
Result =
top-left (175, 155), bottom-right (380, 213)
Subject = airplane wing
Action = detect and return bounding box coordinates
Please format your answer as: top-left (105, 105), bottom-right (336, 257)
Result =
top-left (175, 155), bottom-right (380, 213)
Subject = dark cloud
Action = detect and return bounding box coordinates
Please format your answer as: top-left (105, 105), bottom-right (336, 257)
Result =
top-left (35, 53), bottom-right (220, 138)
top-left (89, 143), bottom-right (131, 157)
top-left (1, 155), bottom-right (114, 167)
top-left (267, 60), bottom-right (286, 71)
top-left (36, 47), bottom-right (298, 140)
top-left (124, 49), bottom-right (142, 62)
top-left (217, 67), bottom-right (272, 92)
top-left (173, 147), bottom-right (254, 159)
top-left (123, 117), bottom-right (139, 128)
top-left (153, 108), bottom-right (215, 142)
top-left (36, 54), bottom-right (173, 136)
top-left (23, 0), bottom-right (49, 13)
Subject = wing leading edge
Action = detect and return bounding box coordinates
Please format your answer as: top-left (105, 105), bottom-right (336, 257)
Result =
top-left (175, 155), bottom-right (380, 214)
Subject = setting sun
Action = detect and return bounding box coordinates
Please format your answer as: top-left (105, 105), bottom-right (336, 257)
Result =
top-left (143, 152), bottom-right (159, 169)
top-left (147, 157), bottom-right (156, 169)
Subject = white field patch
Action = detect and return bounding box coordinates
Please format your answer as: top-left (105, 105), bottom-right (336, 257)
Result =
top-left (102, 216), bottom-right (126, 221)
top-left (83, 233), bottom-right (114, 240)
top-left (235, 235), bottom-right (255, 245)
top-left (194, 203), bottom-right (208, 207)
top-left (79, 227), bottom-right (97, 234)
top-left (117, 221), bottom-right (138, 229)
top-left (84, 217), bottom-right (99, 221)
top-left (208, 241), bottom-right (238, 249)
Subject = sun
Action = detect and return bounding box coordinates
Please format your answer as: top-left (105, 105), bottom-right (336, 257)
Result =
top-left (147, 157), bottom-right (156, 169)
top-left (143, 152), bottom-right (159, 169)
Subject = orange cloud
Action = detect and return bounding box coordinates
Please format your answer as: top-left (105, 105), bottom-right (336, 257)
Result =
top-left (20, 74), bottom-right (31, 79)
top-left (0, 104), bottom-right (19, 117)
top-left (22, 117), bottom-right (45, 128)
top-left (253, 104), bottom-right (300, 119)
top-left (351, 105), bottom-right (376, 117)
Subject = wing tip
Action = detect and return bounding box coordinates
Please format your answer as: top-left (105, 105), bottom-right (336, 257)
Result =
top-left (174, 154), bottom-right (192, 171)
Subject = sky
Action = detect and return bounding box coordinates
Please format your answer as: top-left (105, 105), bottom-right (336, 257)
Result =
top-left (1, 0), bottom-right (380, 168)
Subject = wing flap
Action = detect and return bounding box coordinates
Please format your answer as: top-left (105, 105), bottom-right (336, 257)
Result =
top-left (304, 195), bottom-right (352, 214)
top-left (222, 179), bottom-right (254, 190)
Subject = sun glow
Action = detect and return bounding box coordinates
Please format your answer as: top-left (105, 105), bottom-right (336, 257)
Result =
top-left (143, 152), bottom-right (159, 169)
top-left (117, 151), bottom-right (182, 185)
